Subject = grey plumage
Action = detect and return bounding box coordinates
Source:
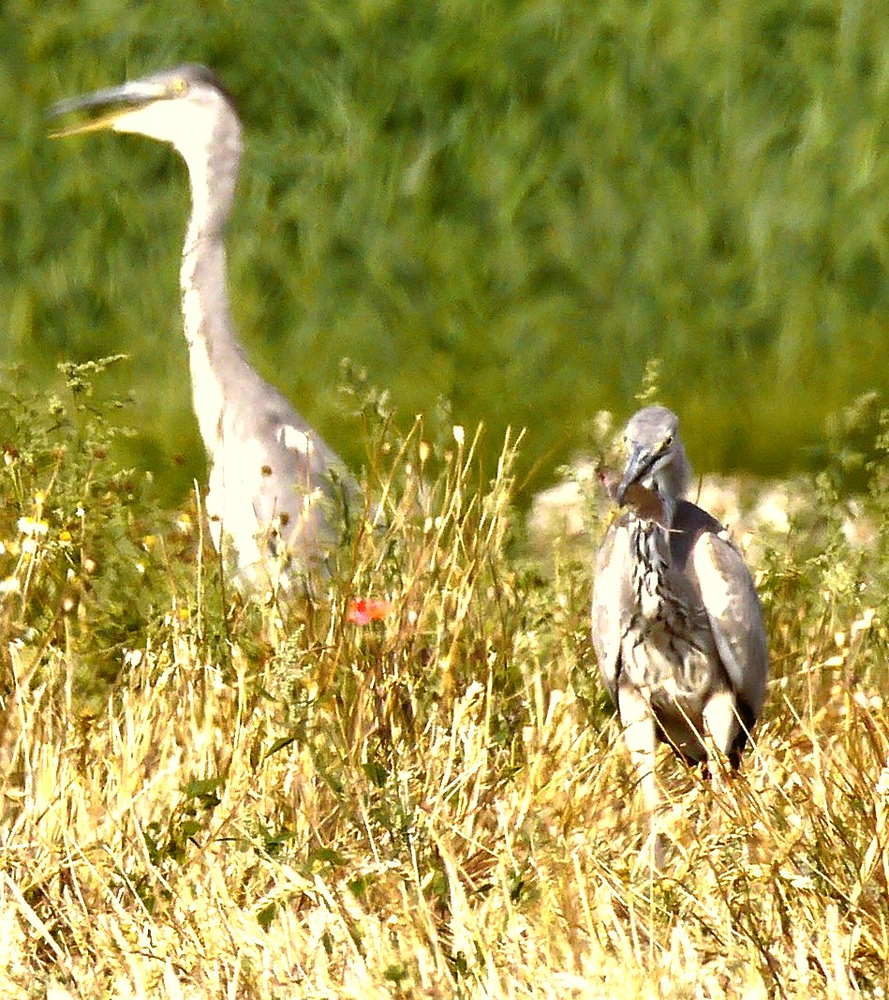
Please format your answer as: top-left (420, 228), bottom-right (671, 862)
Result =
top-left (48, 65), bottom-right (353, 590)
top-left (592, 406), bottom-right (768, 863)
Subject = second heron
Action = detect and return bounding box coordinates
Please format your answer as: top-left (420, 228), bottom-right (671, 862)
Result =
top-left (49, 64), bottom-right (354, 591)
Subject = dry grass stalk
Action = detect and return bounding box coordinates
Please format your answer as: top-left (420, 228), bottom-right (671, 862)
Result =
top-left (0, 405), bottom-right (887, 997)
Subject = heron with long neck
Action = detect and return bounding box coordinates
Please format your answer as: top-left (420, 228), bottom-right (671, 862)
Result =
top-left (49, 64), bottom-right (352, 590)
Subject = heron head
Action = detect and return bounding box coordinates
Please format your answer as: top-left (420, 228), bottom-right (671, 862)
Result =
top-left (47, 64), bottom-right (241, 162)
top-left (617, 406), bottom-right (691, 504)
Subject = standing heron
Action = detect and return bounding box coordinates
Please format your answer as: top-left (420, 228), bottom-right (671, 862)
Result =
top-left (48, 64), bottom-right (354, 590)
top-left (592, 406), bottom-right (768, 865)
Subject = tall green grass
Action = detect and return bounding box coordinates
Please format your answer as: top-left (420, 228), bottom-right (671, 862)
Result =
top-left (4, 1), bottom-right (889, 499)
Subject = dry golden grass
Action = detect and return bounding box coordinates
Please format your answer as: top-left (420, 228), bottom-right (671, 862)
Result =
top-left (0, 405), bottom-right (888, 998)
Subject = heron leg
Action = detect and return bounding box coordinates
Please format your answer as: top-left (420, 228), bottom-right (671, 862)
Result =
top-left (702, 688), bottom-right (740, 838)
top-left (703, 689), bottom-right (740, 770)
top-left (618, 685), bottom-right (667, 870)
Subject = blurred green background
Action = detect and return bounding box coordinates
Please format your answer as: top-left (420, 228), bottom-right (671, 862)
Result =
top-left (2, 0), bottom-right (888, 505)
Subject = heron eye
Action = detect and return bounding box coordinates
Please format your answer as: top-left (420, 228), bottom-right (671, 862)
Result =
top-left (173, 78), bottom-right (189, 95)
top-left (663, 435), bottom-right (673, 448)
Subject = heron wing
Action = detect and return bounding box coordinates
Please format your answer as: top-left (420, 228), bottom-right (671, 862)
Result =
top-left (591, 520), bottom-right (633, 702)
top-left (691, 531), bottom-right (769, 720)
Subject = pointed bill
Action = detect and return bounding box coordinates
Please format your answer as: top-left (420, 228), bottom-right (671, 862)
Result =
top-left (47, 80), bottom-right (170, 138)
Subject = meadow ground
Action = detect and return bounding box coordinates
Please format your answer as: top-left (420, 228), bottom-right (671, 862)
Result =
top-left (0, 371), bottom-right (887, 998)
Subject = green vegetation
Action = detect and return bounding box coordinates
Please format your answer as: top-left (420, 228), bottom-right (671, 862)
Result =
top-left (3, 6), bottom-right (889, 992)
top-left (3, 1), bottom-right (889, 501)
top-left (0, 363), bottom-right (887, 995)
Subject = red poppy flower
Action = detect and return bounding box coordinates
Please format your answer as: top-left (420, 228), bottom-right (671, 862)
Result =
top-left (346, 597), bottom-right (395, 625)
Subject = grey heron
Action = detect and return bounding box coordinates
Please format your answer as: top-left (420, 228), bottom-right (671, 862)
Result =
top-left (592, 406), bottom-right (768, 865)
top-left (48, 64), bottom-right (354, 591)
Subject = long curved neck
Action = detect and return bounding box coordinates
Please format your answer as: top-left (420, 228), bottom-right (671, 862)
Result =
top-left (630, 517), bottom-right (671, 618)
top-left (177, 127), bottom-right (253, 454)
